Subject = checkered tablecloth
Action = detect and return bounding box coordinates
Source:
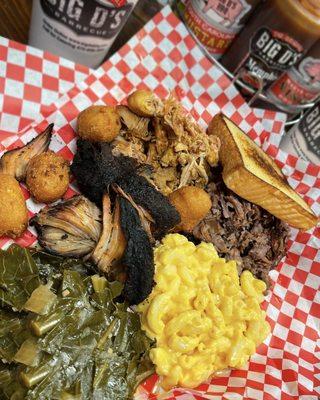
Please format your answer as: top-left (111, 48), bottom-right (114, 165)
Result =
top-left (0, 6), bottom-right (319, 400)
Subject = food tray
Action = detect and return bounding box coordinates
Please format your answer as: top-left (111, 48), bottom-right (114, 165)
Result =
top-left (0, 6), bottom-right (319, 400)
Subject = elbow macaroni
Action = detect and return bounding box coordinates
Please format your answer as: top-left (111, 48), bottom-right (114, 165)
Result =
top-left (137, 234), bottom-right (270, 390)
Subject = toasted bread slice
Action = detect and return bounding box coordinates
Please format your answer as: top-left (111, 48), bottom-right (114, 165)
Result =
top-left (208, 114), bottom-right (318, 230)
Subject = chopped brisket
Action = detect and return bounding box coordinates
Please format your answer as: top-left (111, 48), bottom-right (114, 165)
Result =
top-left (193, 171), bottom-right (289, 285)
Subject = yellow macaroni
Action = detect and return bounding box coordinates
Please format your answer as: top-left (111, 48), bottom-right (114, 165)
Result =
top-left (137, 234), bottom-right (270, 390)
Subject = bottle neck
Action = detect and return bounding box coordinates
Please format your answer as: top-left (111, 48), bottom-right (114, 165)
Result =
top-left (275, 0), bottom-right (320, 35)
top-left (299, 0), bottom-right (320, 17)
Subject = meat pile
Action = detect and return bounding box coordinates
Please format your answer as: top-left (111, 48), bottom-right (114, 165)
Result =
top-left (193, 171), bottom-right (289, 284)
top-left (32, 140), bottom-right (180, 305)
top-left (113, 95), bottom-right (220, 194)
top-left (66, 140), bottom-right (179, 303)
top-left (70, 140), bottom-right (180, 304)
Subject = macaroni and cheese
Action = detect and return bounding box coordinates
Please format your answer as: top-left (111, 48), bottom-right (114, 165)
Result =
top-left (137, 234), bottom-right (270, 389)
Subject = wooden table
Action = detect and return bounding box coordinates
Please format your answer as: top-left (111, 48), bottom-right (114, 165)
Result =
top-left (0, 0), bottom-right (32, 44)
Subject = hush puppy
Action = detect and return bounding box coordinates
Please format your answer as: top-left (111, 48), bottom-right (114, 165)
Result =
top-left (0, 174), bottom-right (28, 238)
top-left (127, 90), bottom-right (161, 117)
top-left (77, 105), bottom-right (121, 142)
top-left (26, 151), bottom-right (70, 203)
top-left (169, 186), bottom-right (212, 232)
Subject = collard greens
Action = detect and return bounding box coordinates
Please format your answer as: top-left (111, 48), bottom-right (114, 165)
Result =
top-left (0, 245), bottom-right (40, 311)
top-left (0, 309), bottom-right (28, 363)
top-left (0, 246), bottom-right (154, 400)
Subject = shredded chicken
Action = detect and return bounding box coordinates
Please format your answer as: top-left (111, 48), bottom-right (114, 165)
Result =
top-left (147, 93), bottom-right (164, 116)
top-left (112, 136), bottom-right (147, 164)
top-left (115, 93), bottom-right (220, 194)
top-left (117, 105), bottom-right (150, 140)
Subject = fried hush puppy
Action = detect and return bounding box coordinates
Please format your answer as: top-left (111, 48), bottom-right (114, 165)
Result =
top-left (127, 89), bottom-right (163, 117)
top-left (77, 105), bottom-right (121, 142)
top-left (26, 151), bottom-right (70, 203)
top-left (169, 186), bottom-right (212, 232)
top-left (0, 174), bottom-right (28, 238)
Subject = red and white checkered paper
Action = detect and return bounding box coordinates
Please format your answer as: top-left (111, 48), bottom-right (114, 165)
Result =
top-left (0, 6), bottom-right (319, 400)
top-left (0, 36), bottom-right (90, 149)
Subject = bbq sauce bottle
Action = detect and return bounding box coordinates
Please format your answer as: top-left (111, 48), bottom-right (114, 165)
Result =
top-left (267, 41), bottom-right (320, 112)
top-left (29, 0), bottom-right (139, 68)
top-left (280, 101), bottom-right (320, 164)
top-left (183, 0), bottom-right (260, 59)
top-left (221, 0), bottom-right (320, 91)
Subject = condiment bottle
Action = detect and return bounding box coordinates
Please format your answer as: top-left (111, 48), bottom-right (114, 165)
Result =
top-left (221, 0), bottom-right (320, 90)
top-left (182, 0), bottom-right (260, 58)
top-left (28, 0), bottom-right (139, 68)
top-left (267, 41), bottom-right (320, 113)
top-left (175, 0), bottom-right (190, 14)
top-left (280, 101), bottom-right (320, 164)
top-left (134, 0), bottom-right (170, 23)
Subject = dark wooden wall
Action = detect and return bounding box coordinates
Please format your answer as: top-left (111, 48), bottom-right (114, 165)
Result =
top-left (0, 0), bottom-right (33, 44)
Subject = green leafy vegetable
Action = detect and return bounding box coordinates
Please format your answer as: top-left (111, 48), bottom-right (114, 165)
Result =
top-left (31, 250), bottom-right (97, 290)
top-left (0, 245), bottom-right (40, 311)
top-left (24, 284), bottom-right (57, 315)
top-left (0, 363), bottom-right (27, 399)
top-left (0, 309), bottom-right (29, 363)
top-left (0, 246), bottom-right (154, 400)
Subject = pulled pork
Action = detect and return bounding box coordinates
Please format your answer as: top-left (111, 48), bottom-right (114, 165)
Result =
top-left (114, 96), bottom-right (220, 194)
top-left (193, 172), bottom-right (289, 285)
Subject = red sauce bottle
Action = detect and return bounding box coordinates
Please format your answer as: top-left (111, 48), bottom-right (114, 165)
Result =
top-left (267, 41), bottom-right (320, 112)
top-left (221, 0), bottom-right (320, 90)
top-left (183, 0), bottom-right (260, 58)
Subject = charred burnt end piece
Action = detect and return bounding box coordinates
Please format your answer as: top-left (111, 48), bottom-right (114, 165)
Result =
top-left (112, 184), bottom-right (154, 243)
top-left (71, 139), bottom-right (180, 237)
top-left (70, 139), bottom-right (180, 304)
top-left (71, 139), bottom-right (138, 205)
top-left (119, 174), bottom-right (181, 238)
top-left (119, 197), bottom-right (154, 305)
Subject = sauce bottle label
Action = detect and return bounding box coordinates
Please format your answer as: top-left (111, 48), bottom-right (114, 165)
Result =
top-left (30, 0), bottom-right (138, 67)
top-left (299, 104), bottom-right (320, 158)
top-left (184, 0), bottom-right (252, 58)
top-left (236, 27), bottom-right (304, 88)
top-left (269, 56), bottom-right (320, 106)
top-left (40, 0), bottom-right (134, 39)
top-left (280, 103), bottom-right (320, 163)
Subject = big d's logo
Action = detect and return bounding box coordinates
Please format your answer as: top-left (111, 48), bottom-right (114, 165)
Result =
top-left (40, 0), bottom-right (133, 38)
top-left (250, 28), bottom-right (302, 71)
